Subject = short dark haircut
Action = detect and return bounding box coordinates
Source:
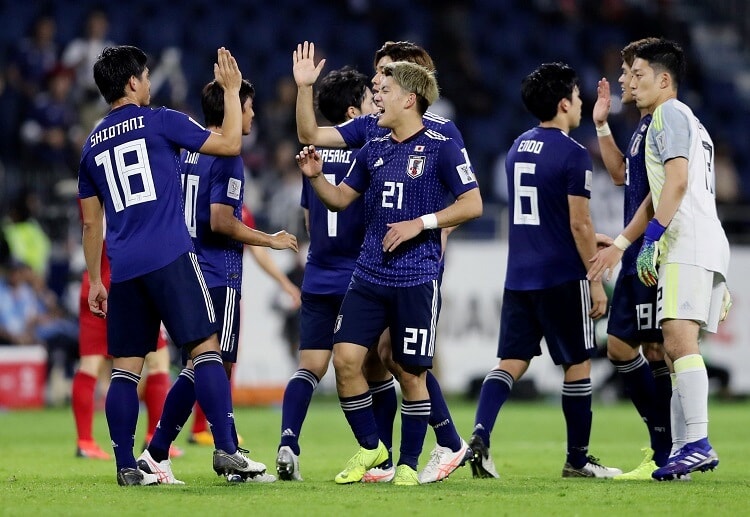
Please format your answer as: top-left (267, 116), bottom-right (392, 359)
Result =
top-left (521, 62), bottom-right (579, 122)
top-left (315, 66), bottom-right (370, 125)
top-left (621, 37), bottom-right (661, 67)
top-left (633, 39), bottom-right (685, 87)
top-left (373, 41), bottom-right (435, 71)
top-left (201, 79), bottom-right (255, 128)
top-left (93, 45), bottom-right (149, 104)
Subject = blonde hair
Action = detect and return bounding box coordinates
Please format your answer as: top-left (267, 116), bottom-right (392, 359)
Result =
top-left (382, 61), bottom-right (439, 115)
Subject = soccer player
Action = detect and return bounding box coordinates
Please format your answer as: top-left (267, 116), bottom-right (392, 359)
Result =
top-left (588, 38), bottom-right (673, 480)
top-left (275, 66), bottom-right (375, 481)
top-left (296, 61), bottom-right (482, 485)
top-left (137, 78), bottom-right (298, 484)
top-left (78, 45), bottom-right (260, 486)
top-left (189, 204), bottom-right (301, 448)
top-left (467, 62), bottom-right (622, 479)
top-left (628, 39), bottom-right (729, 481)
top-left (293, 40), bottom-right (471, 484)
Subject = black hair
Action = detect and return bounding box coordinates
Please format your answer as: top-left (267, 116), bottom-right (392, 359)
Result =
top-left (315, 66), bottom-right (370, 125)
top-left (201, 79), bottom-right (255, 127)
top-left (93, 45), bottom-right (148, 104)
top-left (521, 62), bottom-right (579, 122)
top-left (633, 39), bottom-right (686, 87)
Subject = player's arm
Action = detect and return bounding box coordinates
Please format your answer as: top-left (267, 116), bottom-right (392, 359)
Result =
top-left (200, 48), bottom-right (243, 156)
top-left (293, 41), bottom-right (346, 147)
top-left (568, 195), bottom-right (607, 319)
top-left (80, 196), bottom-right (107, 318)
top-left (587, 193), bottom-right (653, 281)
top-left (210, 203), bottom-right (298, 252)
top-left (382, 188), bottom-right (482, 253)
top-left (593, 78), bottom-right (626, 185)
top-left (296, 145), bottom-right (360, 210)
top-left (303, 208), bottom-right (310, 237)
top-left (652, 157), bottom-right (687, 228)
top-left (247, 246), bottom-right (302, 310)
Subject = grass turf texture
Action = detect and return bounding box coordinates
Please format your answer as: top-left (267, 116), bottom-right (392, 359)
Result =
top-left (1, 397), bottom-right (748, 516)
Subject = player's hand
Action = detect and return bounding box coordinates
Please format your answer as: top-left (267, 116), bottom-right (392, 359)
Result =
top-left (214, 47), bottom-right (242, 91)
top-left (636, 239), bottom-right (659, 286)
top-left (88, 280), bottom-right (108, 319)
top-left (636, 219), bottom-right (666, 287)
top-left (382, 219), bottom-right (423, 252)
top-left (283, 282), bottom-right (302, 310)
top-left (295, 145), bottom-right (323, 178)
top-left (587, 245), bottom-right (624, 282)
top-left (588, 281), bottom-right (607, 319)
top-left (293, 41), bottom-right (326, 87)
top-left (270, 230), bottom-right (299, 253)
top-left (595, 232), bottom-right (613, 250)
top-left (593, 77), bottom-right (611, 127)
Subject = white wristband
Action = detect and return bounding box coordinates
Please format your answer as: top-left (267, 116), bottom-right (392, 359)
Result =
top-left (613, 234), bottom-right (631, 251)
top-left (420, 213), bottom-right (438, 230)
top-left (596, 122), bottom-right (612, 137)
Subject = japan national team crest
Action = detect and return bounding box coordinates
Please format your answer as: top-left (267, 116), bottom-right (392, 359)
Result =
top-left (407, 155), bottom-right (425, 179)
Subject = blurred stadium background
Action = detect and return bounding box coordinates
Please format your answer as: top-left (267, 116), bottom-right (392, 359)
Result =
top-left (1, 0), bottom-right (748, 408)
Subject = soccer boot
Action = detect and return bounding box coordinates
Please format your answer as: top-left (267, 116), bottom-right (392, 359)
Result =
top-left (418, 439), bottom-right (471, 483)
top-left (468, 434), bottom-right (500, 479)
top-left (213, 448), bottom-right (267, 478)
top-left (228, 472), bottom-right (278, 483)
top-left (76, 440), bottom-right (111, 460)
top-left (137, 449), bottom-right (185, 485)
top-left (614, 447), bottom-right (657, 481)
top-left (362, 461), bottom-right (395, 483)
top-left (276, 446), bottom-right (303, 481)
top-left (117, 467), bottom-right (159, 486)
top-left (392, 464), bottom-right (420, 486)
top-left (652, 438), bottom-right (718, 481)
top-left (562, 455), bottom-right (622, 478)
top-left (334, 441), bottom-right (389, 484)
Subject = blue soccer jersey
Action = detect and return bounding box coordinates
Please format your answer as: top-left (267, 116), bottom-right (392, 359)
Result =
top-left (78, 104), bottom-right (211, 282)
top-left (301, 147), bottom-right (365, 295)
top-left (504, 126), bottom-right (593, 290)
top-left (336, 111), bottom-right (466, 149)
top-left (621, 114), bottom-right (652, 275)
top-left (343, 128), bottom-right (478, 287)
top-left (181, 150), bottom-right (244, 291)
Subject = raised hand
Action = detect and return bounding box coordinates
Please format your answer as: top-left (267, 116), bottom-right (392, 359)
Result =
top-left (293, 41), bottom-right (326, 87)
top-left (214, 47), bottom-right (242, 91)
top-left (593, 77), bottom-right (611, 127)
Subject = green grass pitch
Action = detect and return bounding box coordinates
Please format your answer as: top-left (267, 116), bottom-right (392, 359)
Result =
top-left (1, 397), bottom-right (748, 516)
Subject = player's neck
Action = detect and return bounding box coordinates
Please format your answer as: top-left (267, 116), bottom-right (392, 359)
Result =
top-left (389, 116), bottom-right (424, 142)
top-left (110, 97), bottom-right (140, 110)
top-left (539, 119), bottom-right (570, 134)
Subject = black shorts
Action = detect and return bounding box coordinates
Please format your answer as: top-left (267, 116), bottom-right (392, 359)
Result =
top-left (606, 272), bottom-right (663, 344)
top-left (498, 279), bottom-right (596, 366)
top-left (334, 276), bottom-right (440, 368)
top-left (108, 252), bottom-right (218, 358)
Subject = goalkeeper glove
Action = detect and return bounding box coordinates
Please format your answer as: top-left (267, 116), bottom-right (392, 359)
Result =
top-left (636, 219), bottom-right (666, 287)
